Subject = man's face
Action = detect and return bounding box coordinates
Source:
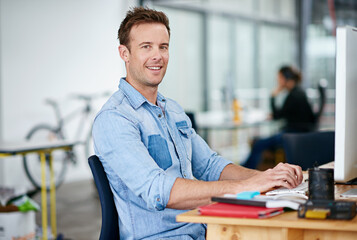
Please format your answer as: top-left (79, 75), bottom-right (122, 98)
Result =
top-left (120, 23), bottom-right (169, 90)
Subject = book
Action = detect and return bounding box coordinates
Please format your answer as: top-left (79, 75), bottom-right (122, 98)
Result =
top-left (198, 202), bottom-right (284, 219)
top-left (212, 194), bottom-right (306, 210)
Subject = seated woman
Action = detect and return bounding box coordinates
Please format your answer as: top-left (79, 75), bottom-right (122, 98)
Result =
top-left (243, 65), bottom-right (316, 169)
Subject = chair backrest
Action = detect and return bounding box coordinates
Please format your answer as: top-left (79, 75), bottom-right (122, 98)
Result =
top-left (315, 79), bottom-right (328, 122)
top-left (282, 131), bottom-right (335, 170)
top-left (88, 155), bottom-right (119, 240)
top-left (185, 111), bottom-right (197, 131)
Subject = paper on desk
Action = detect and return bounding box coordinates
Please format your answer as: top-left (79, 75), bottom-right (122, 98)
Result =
top-left (254, 194), bottom-right (307, 204)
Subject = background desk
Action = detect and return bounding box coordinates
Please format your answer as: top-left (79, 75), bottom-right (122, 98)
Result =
top-left (177, 185), bottom-right (357, 240)
top-left (195, 110), bottom-right (283, 131)
top-left (194, 111), bottom-right (283, 164)
top-left (0, 140), bottom-right (77, 240)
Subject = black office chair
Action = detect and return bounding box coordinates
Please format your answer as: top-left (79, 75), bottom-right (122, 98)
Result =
top-left (282, 131), bottom-right (335, 170)
top-left (314, 78), bottom-right (328, 125)
top-left (88, 155), bottom-right (119, 240)
top-left (185, 111), bottom-right (197, 131)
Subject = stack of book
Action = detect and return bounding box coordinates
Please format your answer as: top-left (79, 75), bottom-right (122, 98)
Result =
top-left (198, 192), bottom-right (307, 219)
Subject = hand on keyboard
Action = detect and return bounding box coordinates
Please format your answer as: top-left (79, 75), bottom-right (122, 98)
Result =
top-left (235, 163), bottom-right (303, 193)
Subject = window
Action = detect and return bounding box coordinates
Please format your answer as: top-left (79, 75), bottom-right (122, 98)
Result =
top-left (153, 0), bottom-right (298, 113)
top-left (155, 8), bottom-right (203, 112)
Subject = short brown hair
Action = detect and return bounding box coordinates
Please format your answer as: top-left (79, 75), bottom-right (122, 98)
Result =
top-left (118, 7), bottom-right (170, 49)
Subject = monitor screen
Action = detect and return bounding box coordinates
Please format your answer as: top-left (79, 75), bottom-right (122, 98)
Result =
top-left (334, 25), bottom-right (357, 183)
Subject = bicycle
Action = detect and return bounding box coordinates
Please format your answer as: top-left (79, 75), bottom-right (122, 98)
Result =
top-left (23, 92), bottom-right (109, 190)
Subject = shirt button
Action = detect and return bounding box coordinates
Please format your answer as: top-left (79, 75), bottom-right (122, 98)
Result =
top-left (162, 99), bottom-right (166, 102)
top-left (183, 174), bottom-right (187, 177)
top-left (156, 198), bottom-right (160, 202)
top-left (158, 114), bottom-right (162, 118)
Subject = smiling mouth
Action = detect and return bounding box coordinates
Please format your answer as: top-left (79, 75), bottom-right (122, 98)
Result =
top-left (147, 66), bottom-right (162, 70)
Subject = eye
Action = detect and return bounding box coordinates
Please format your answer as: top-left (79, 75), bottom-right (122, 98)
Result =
top-left (142, 45), bottom-right (150, 49)
top-left (160, 45), bottom-right (169, 50)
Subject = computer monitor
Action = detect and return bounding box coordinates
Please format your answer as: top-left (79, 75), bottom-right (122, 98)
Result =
top-left (334, 25), bottom-right (357, 184)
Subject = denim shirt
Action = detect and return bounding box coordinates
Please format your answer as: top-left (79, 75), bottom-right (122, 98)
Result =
top-left (92, 78), bottom-right (232, 240)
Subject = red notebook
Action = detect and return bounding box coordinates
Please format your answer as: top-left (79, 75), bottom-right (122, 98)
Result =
top-left (198, 203), bottom-right (284, 219)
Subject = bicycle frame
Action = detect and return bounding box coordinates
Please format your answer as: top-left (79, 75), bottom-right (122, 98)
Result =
top-left (48, 99), bottom-right (93, 143)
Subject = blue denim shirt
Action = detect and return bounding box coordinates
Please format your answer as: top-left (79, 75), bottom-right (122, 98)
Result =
top-left (92, 78), bottom-right (232, 240)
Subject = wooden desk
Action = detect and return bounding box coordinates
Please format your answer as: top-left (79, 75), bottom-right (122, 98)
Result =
top-left (0, 140), bottom-right (77, 240)
top-left (177, 185), bottom-right (357, 240)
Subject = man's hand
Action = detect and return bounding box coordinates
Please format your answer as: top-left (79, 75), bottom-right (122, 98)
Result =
top-left (236, 163), bottom-right (303, 193)
top-left (167, 163), bottom-right (303, 210)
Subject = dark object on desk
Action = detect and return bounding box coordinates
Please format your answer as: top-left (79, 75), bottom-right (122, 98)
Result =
top-left (88, 155), bottom-right (119, 240)
top-left (0, 204), bottom-right (18, 212)
top-left (212, 196), bottom-right (267, 207)
top-left (298, 200), bottom-right (356, 220)
top-left (308, 168), bottom-right (334, 201)
top-left (199, 202), bottom-right (284, 219)
top-left (341, 178), bottom-right (357, 185)
top-left (282, 131), bottom-right (335, 170)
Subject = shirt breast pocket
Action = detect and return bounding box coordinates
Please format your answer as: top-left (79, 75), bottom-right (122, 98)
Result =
top-left (177, 127), bottom-right (193, 160)
top-left (148, 135), bottom-right (172, 170)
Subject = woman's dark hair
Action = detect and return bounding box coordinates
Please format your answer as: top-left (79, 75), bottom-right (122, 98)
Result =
top-left (279, 65), bottom-right (302, 84)
top-left (118, 7), bottom-right (170, 50)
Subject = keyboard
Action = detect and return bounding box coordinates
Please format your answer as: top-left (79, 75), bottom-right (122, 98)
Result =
top-left (266, 181), bottom-right (308, 196)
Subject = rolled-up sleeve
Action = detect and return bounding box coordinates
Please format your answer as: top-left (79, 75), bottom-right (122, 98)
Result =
top-left (190, 130), bottom-right (232, 181)
top-left (92, 110), bottom-right (177, 211)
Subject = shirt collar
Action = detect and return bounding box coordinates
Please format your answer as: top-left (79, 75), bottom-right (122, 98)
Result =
top-left (157, 92), bottom-right (166, 104)
top-left (118, 78), bottom-right (167, 109)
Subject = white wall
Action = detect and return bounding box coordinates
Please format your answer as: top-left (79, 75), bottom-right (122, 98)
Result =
top-left (0, 0), bottom-right (133, 187)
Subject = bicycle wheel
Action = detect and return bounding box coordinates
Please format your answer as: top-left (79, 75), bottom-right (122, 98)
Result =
top-left (23, 125), bottom-right (71, 190)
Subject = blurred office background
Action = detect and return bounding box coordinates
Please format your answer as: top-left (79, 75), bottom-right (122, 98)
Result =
top-left (0, 0), bottom-right (356, 237)
top-left (1, 0), bottom-right (357, 186)
top-left (149, 0), bottom-right (357, 164)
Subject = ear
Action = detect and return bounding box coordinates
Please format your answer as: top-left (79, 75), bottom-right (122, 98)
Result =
top-left (119, 45), bottom-right (130, 62)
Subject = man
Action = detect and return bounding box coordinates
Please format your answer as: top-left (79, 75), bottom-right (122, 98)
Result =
top-left (92, 7), bottom-right (303, 240)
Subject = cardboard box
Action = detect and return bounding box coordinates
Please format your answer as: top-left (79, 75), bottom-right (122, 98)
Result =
top-left (0, 211), bottom-right (36, 240)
